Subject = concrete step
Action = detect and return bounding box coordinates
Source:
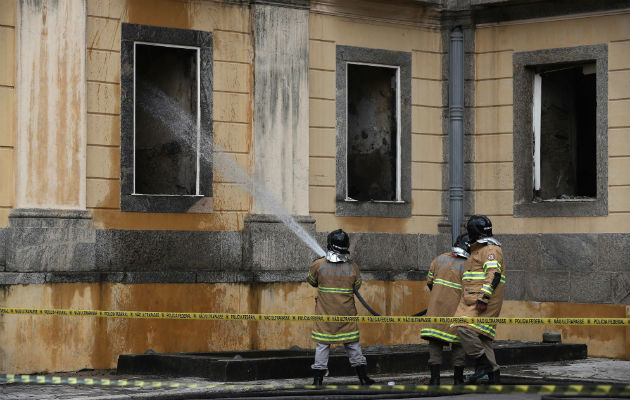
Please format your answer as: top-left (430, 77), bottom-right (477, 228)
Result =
top-left (116, 341), bottom-right (587, 381)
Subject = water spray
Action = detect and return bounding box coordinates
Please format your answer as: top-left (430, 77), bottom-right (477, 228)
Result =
top-left (138, 83), bottom-right (429, 317)
top-left (137, 83), bottom-right (326, 258)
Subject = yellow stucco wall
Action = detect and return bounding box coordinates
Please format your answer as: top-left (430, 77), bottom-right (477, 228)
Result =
top-left (308, 12), bottom-right (444, 234)
top-left (1, 282), bottom-right (627, 373)
top-left (0, 281), bottom-right (429, 373)
top-left (474, 12), bottom-right (630, 234)
top-left (86, 0), bottom-right (252, 231)
top-left (1, 1), bottom-right (628, 375)
top-left (5, 2), bottom-right (626, 235)
top-left (0, 0), bottom-right (16, 227)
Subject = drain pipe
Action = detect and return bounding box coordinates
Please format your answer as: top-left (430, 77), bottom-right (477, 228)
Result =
top-left (448, 26), bottom-right (465, 243)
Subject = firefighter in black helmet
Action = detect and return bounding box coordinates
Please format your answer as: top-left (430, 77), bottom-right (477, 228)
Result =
top-left (307, 229), bottom-right (375, 386)
top-left (421, 233), bottom-right (470, 385)
top-left (453, 215), bottom-right (505, 384)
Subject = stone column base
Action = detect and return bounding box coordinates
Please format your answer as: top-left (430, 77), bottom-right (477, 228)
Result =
top-left (242, 214), bottom-right (321, 282)
top-left (7, 209), bottom-right (95, 272)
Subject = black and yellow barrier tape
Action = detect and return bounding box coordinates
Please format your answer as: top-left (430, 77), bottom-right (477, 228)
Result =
top-left (1, 374), bottom-right (629, 396)
top-left (1, 307), bottom-right (628, 326)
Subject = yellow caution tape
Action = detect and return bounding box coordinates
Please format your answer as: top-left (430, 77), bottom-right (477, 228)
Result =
top-left (0, 307), bottom-right (628, 326)
top-left (1, 374), bottom-right (629, 396)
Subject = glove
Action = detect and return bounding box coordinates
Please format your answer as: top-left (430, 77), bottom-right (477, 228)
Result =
top-left (476, 300), bottom-right (487, 313)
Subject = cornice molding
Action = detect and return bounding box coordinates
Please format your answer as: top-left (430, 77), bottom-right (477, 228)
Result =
top-left (310, 0), bottom-right (442, 29)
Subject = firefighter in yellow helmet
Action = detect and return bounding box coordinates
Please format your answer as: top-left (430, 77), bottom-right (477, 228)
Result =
top-left (307, 229), bottom-right (375, 386)
top-left (421, 233), bottom-right (469, 385)
top-left (453, 215), bottom-right (505, 384)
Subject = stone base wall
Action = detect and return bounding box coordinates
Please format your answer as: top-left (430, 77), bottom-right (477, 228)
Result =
top-left (6, 209), bottom-right (95, 273)
top-left (497, 234), bottom-right (630, 304)
top-left (0, 281), bottom-right (627, 374)
top-left (0, 212), bottom-right (628, 304)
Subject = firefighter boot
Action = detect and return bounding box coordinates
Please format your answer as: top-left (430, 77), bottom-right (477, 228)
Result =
top-left (355, 365), bottom-right (375, 385)
top-left (312, 369), bottom-right (326, 386)
top-left (453, 366), bottom-right (465, 385)
top-left (466, 354), bottom-right (493, 384)
top-left (429, 364), bottom-right (440, 385)
top-left (488, 369), bottom-right (501, 384)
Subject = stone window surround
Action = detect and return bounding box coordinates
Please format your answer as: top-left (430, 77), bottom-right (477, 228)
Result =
top-left (335, 45), bottom-right (412, 218)
top-left (512, 44), bottom-right (608, 218)
top-left (120, 23), bottom-right (214, 213)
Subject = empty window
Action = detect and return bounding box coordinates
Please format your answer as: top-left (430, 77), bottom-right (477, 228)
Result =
top-left (346, 63), bottom-right (400, 202)
top-left (135, 43), bottom-right (199, 196)
top-left (120, 24), bottom-right (213, 213)
top-left (335, 45), bottom-right (411, 218)
top-left (532, 63), bottom-right (597, 201)
top-left (513, 44), bottom-right (608, 218)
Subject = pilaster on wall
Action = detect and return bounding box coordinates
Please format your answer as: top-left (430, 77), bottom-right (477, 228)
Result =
top-left (9, 0), bottom-right (94, 272)
top-left (15, 0), bottom-right (87, 210)
top-left (251, 1), bottom-right (310, 216)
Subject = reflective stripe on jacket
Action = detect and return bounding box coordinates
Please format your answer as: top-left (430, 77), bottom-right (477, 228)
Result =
top-left (420, 253), bottom-right (465, 343)
top-left (307, 257), bottom-right (362, 344)
top-left (453, 243), bottom-right (505, 339)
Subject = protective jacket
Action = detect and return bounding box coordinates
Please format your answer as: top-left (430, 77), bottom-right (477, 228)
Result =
top-left (421, 252), bottom-right (465, 343)
top-left (453, 241), bottom-right (505, 339)
top-left (307, 257), bottom-right (362, 344)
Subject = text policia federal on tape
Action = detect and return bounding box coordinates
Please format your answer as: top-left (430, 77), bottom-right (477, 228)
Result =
top-left (1, 307), bottom-right (628, 326)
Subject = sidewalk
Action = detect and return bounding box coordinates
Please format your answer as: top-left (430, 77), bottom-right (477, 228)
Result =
top-left (1, 358), bottom-right (628, 399)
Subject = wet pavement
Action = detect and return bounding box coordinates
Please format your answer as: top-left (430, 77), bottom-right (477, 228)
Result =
top-left (1, 358), bottom-right (628, 399)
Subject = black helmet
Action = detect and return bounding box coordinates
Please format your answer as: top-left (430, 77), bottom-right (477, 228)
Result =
top-left (466, 215), bottom-right (493, 243)
top-left (452, 233), bottom-right (470, 258)
top-left (327, 229), bottom-right (350, 254)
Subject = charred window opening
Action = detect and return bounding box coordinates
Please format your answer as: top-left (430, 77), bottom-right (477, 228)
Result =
top-left (120, 24), bottom-right (213, 213)
top-left (346, 63), bottom-right (400, 202)
top-left (335, 45), bottom-right (411, 218)
top-left (533, 63), bottom-right (596, 201)
top-left (135, 43), bottom-right (199, 195)
top-left (513, 44), bottom-right (607, 218)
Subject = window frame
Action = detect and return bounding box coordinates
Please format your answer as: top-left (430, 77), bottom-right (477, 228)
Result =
top-left (512, 44), bottom-right (608, 218)
top-left (120, 23), bottom-right (213, 213)
top-left (335, 45), bottom-right (412, 218)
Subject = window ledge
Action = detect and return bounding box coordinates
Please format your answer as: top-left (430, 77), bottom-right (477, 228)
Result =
top-left (121, 194), bottom-right (213, 214)
top-left (130, 193), bottom-right (206, 198)
top-left (537, 197), bottom-right (596, 203)
top-left (344, 198), bottom-right (405, 204)
top-left (514, 197), bottom-right (607, 218)
top-left (336, 200), bottom-right (411, 218)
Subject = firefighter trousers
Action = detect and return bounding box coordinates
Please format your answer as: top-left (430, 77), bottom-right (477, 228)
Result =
top-left (311, 341), bottom-right (367, 370)
top-left (456, 326), bottom-right (499, 371)
top-left (428, 340), bottom-right (466, 367)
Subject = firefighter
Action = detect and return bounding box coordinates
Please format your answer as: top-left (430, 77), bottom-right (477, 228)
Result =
top-left (453, 215), bottom-right (505, 384)
top-left (307, 229), bottom-right (375, 386)
top-left (420, 233), bottom-right (470, 385)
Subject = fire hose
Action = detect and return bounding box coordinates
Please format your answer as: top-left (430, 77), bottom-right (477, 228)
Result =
top-left (354, 288), bottom-right (427, 317)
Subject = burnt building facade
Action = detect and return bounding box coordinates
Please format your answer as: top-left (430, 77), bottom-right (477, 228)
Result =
top-left (0, 0), bottom-right (628, 373)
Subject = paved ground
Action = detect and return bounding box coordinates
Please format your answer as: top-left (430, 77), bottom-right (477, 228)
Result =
top-left (1, 358), bottom-right (628, 399)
